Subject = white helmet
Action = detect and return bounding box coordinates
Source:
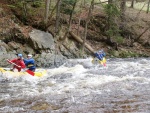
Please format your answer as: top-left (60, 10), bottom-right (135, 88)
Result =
top-left (27, 54), bottom-right (32, 58)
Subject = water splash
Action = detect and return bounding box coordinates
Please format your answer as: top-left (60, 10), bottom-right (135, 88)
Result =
top-left (0, 58), bottom-right (150, 112)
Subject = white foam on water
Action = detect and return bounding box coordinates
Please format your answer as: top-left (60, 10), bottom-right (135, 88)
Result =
top-left (0, 58), bottom-right (150, 113)
top-left (47, 64), bottom-right (87, 77)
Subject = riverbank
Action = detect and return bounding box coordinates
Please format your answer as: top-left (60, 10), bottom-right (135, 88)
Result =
top-left (0, 1), bottom-right (150, 68)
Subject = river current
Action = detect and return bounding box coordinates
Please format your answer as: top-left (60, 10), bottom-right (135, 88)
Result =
top-left (0, 58), bottom-right (150, 113)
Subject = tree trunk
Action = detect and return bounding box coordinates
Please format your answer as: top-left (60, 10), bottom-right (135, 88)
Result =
top-left (120, 0), bottom-right (126, 30)
top-left (62, 0), bottom-right (78, 40)
top-left (44, 0), bottom-right (51, 26)
top-left (82, 0), bottom-right (86, 6)
top-left (136, 26), bottom-right (150, 41)
top-left (55, 0), bottom-right (61, 35)
top-left (77, 17), bottom-right (81, 36)
top-left (69, 32), bottom-right (95, 54)
top-left (81, 0), bottom-right (94, 57)
top-left (47, 0), bottom-right (61, 29)
top-left (135, 2), bottom-right (147, 19)
top-left (108, 0), bottom-right (113, 4)
top-left (107, 0), bottom-right (113, 41)
top-left (23, 0), bottom-right (27, 17)
top-left (130, 0), bottom-right (135, 8)
top-left (147, 0), bottom-right (150, 13)
top-left (77, 1), bottom-right (83, 36)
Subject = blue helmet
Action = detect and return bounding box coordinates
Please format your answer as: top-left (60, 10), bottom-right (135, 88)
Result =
top-left (18, 54), bottom-right (23, 57)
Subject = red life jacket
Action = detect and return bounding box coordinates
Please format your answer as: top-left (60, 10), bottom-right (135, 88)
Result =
top-left (10, 58), bottom-right (26, 71)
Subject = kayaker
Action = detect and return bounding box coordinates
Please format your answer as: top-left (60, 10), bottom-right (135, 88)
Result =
top-left (23, 54), bottom-right (36, 72)
top-left (94, 50), bottom-right (106, 66)
top-left (94, 50), bottom-right (106, 60)
top-left (7, 54), bottom-right (26, 72)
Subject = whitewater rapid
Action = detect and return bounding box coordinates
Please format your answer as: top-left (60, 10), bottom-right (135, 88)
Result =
top-left (0, 58), bottom-right (150, 113)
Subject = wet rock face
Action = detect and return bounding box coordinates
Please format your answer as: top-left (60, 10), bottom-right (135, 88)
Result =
top-left (28, 29), bottom-right (67, 68)
top-left (29, 29), bottom-right (55, 53)
top-left (0, 6), bottom-right (67, 67)
top-left (35, 52), bottom-right (67, 68)
top-left (0, 9), bottom-right (67, 68)
top-left (1, 29), bottom-right (66, 68)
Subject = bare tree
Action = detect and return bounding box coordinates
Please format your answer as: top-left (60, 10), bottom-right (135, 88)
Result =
top-left (23, 0), bottom-right (28, 17)
top-left (44, 0), bottom-right (51, 29)
top-left (55, 0), bottom-right (62, 35)
top-left (77, 1), bottom-right (84, 36)
top-left (62, 0), bottom-right (78, 40)
top-left (82, 0), bottom-right (86, 6)
top-left (130, 0), bottom-right (135, 8)
top-left (108, 0), bottom-right (113, 4)
top-left (47, 0), bottom-right (61, 30)
top-left (81, 0), bottom-right (94, 56)
top-left (147, 0), bottom-right (150, 13)
top-left (120, 0), bottom-right (126, 30)
top-left (107, 0), bottom-right (113, 41)
top-left (136, 2), bottom-right (147, 19)
top-left (136, 26), bottom-right (150, 41)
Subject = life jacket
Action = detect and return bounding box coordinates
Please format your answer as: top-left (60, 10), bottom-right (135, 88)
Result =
top-left (24, 58), bottom-right (35, 68)
top-left (10, 58), bottom-right (26, 70)
top-left (94, 50), bottom-right (106, 60)
top-left (8, 59), bottom-right (26, 72)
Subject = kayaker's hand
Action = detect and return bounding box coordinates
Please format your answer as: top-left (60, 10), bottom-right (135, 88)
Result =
top-left (18, 66), bottom-right (21, 68)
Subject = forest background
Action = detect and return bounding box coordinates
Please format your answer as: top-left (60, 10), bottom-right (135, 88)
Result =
top-left (1, 0), bottom-right (150, 61)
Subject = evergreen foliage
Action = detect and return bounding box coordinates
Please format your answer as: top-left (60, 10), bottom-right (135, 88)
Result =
top-left (61, 0), bottom-right (77, 14)
top-left (104, 3), bottom-right (123, 44)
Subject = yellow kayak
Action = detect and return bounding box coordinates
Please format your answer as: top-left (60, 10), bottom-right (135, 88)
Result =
top-left (0, 68), bottom-right (47, 77)
top-left (92, 57), bottom-right (107, 66)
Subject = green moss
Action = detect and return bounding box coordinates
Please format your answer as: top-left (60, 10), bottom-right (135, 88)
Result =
top-left (31, 1), bottom-right (42, 8)
top-left (7, 5), bottom-right (16, 8)
top-left (109, 50), bottom-right (148, 58)
top-left (119, 51), bottom-right (138, 58)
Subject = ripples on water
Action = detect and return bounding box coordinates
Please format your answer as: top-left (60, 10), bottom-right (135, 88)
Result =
top-left (0, 58), bottom-right (150, 113)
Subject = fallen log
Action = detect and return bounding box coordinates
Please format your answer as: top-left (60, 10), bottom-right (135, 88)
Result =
top-left (69, 31), bottom-right (95, 54)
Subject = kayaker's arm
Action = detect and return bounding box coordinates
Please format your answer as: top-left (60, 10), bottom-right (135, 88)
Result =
top-left (7, 59), bottom-right (21, 68)
top-left (7, 59), bottom-right (34, 76)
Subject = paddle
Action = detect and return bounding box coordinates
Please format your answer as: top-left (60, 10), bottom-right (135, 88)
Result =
top-left (7, 59), bottom-right (34, 76)
top-left (26, 70), bottom-right (34, 76)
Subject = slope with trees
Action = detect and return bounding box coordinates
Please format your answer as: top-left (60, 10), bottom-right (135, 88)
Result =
top-left (1, 0), bottom-right (150, 59)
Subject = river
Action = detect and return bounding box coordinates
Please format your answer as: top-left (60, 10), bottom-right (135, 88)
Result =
top-left (0, 58), bottom-right (150, 113)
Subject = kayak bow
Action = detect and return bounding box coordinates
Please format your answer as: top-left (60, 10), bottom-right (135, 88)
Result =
top-left (0, 68), bottom-right (46, 77)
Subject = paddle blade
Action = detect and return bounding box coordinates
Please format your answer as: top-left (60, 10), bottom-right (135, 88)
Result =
top-left (26, 70), bottom-right (34, 76)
